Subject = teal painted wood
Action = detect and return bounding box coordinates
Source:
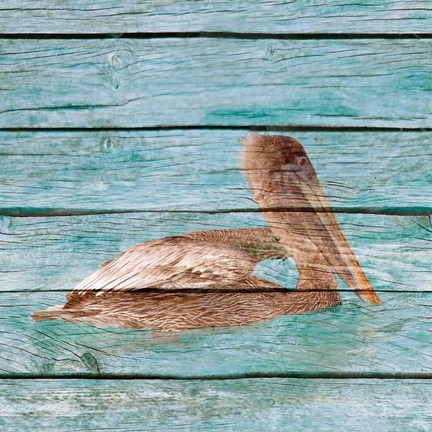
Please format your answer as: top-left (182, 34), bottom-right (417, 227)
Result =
top-left (1, 291), bottom-right (432, 376)
top-left (1, 212), bottom-right (430, 293)
top-left (1, 130), bottom-right (431, 214)
top-left (1, 39), bottom-right (431, 128)
top-left (1, 379), bottom-right (432, 432)
top-left (1, 2), bottom-right (430, 428)
top-left (1, 379), bottom-right (431, 432)
top-left (1, 0), bottom-right (431, 34)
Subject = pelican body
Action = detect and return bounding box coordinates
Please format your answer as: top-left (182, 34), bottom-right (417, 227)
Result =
top-left (32, 134), bottom-right (380, 332)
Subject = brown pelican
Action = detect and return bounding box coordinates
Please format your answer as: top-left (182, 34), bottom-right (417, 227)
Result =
top-left (31, 134), bottom-right (381, 332)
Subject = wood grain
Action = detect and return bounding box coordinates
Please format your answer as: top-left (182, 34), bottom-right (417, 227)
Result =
top-left (1, 379), bottom-right (431, 431)
top-left (1, 0), bottom-right (431, 426)
top-left (1, 212), bottom-right (430, 293)
top-left (1, 0), bottom-right (431, 34)
top-left (1, 291), bottom-right (432, 376)
top-left (1, 39), bottom-right (431, 128)
top-left (1, 130), bottom-right (431, 214)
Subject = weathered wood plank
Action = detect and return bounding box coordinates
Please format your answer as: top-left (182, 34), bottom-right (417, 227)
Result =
top-left (0, 379), bottom-right (432, 432)
top-left (1, 291), bottom-right (432, 375)
top-left (1, 0), bottom-right (431, 34)
top-left (1, 380), bottom-right (432, 432)
top-left (1, 130), bottom-right (431, 213)
top-left (2, 380), bottom-right (431, 432)
top-left (1, 212), bottom-right (430, 293)
top-left (1, 39), bottom-right (431, 128)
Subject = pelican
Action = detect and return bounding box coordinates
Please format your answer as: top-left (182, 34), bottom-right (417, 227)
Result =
top-left (31, 134), bottom-right (381, 332)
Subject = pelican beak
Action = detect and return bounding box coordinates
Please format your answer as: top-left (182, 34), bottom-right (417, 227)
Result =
top-left (294, 171), bottom-right (381, 305)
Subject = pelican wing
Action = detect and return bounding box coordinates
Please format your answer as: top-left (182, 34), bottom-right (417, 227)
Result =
top-left (73, 237), bottom-right (258, 294)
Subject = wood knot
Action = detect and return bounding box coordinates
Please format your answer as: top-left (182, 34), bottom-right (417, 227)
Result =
top-left (81, 352), bottom-right (100, 373)
top-left (267, 45), bottom-right (276, 57)
top-left (108, 52), bottom-right (122, 70)
top-left (103, 137), bottom-right (113, 150)
top-left (110, 77), bottom-right (120, 90)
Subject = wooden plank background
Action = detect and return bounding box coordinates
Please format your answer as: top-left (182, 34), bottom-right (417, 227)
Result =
top-left (1, 0), bottom-right (431, 34)
top-left (1, 38), bottom-right (431, 128)
top-left (1, 130), bottom-right (431, 213)
top-left (0, 1), bottom-right (431, 431)
top-left (1, 379), bottom-right (432, 431)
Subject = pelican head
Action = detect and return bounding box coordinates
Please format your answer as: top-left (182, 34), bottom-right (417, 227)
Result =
top-left (241, 133), bottom-right (381, 305)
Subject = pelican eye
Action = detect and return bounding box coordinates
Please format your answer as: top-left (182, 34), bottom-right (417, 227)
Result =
top-left (296, 156), bottom-right (308, 167)
top-left (283, 154), bottom-right (309, 173)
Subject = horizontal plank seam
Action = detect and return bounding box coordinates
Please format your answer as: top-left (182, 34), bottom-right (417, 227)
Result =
top-left (1, 207), bottom-right (430, 217)
top-left (2, 288), bottom-right (431, 294)
top-left (1, 32), bottom-right (432, 40)
top-left (1, 126), bottom-right (432, 133)
top-left (2, 372), bottom-right (432, 380)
